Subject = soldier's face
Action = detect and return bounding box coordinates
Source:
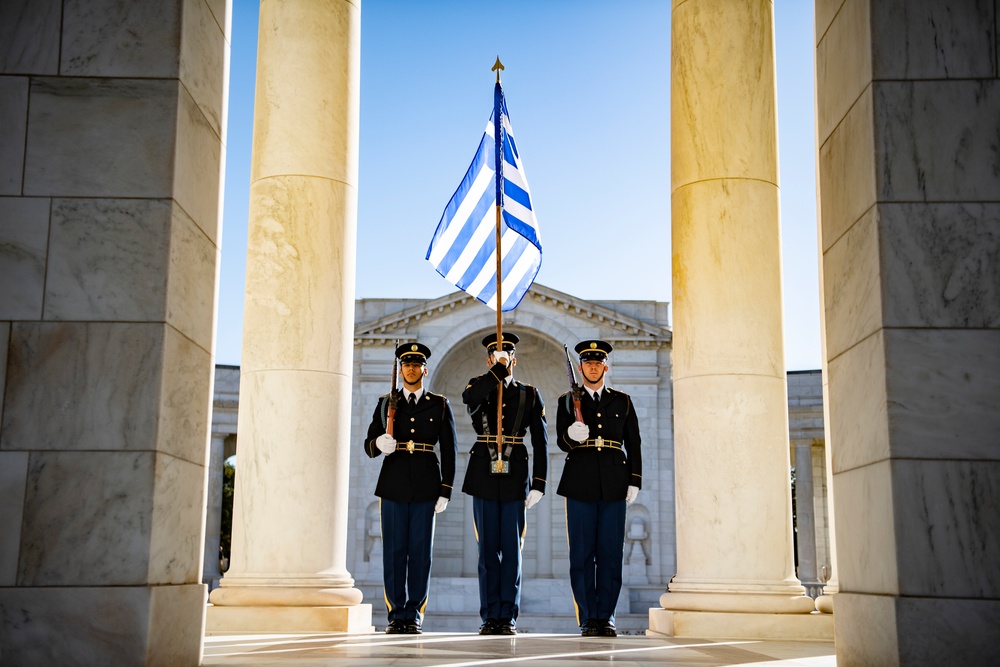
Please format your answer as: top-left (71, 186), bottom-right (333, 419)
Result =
top-left (400, 362), bottom-right (427, 387)
top-left (579, 359), bottom-right (607, 384)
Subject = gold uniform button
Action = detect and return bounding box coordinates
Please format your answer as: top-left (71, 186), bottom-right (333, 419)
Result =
top-left (410, 417), bottom-right (415, 422)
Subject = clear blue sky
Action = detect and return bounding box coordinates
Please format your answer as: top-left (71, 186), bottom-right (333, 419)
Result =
top-left (217, 0), bottom-right (821, 370)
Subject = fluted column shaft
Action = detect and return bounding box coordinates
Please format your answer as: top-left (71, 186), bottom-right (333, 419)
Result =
top-left (211, 0), bottom-right (362, 609)
top-left (663, 0), bottom-right (812, 614)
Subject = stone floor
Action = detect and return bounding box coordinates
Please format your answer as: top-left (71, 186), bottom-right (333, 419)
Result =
top-left (202, 632), bottom-right (837, 666)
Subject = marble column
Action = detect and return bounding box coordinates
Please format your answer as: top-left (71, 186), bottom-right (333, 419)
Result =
top-left (202, 433), bottom-right (227, 591)
top-left (0, 1), bottom-right (227, 663)
top-left (651, 0), bottom-right (819, 640)
top-left (794, 444), bottom-right (818, 590)
top-left (815, 229), bottom-right (838, 615)
top-left (207, 0), bottom-right (370, 632)
top-left (816, 1), bottom-right (1000, 663)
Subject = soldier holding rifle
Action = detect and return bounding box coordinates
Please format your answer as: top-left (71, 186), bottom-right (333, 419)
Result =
top-left (364, 342), bottom-right (457, 634)
top-left (462, 332), bottom-right (547, 635)
top-left (556, 340), bottom-right (642, 637)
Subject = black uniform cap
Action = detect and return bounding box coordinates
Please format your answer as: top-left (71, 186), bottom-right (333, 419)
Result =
top-left (395, 342), bottom-right (431, 364)
top-left (482, 332), bottom-right (519, 353)
top-left (575, 339), bottom-right (613, 362)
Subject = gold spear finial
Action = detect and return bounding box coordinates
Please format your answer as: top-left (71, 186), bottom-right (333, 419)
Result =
top-left (492, 56), bottom-right (504, 83)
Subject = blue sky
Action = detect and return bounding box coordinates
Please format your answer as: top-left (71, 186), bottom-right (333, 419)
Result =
top-left (216, 1), bottom-right (821, 370)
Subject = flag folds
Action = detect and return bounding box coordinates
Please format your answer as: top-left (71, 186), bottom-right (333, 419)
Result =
top-left (426, 83), bottom-right (541, 311)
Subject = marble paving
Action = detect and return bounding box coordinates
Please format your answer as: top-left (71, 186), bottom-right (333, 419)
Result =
top-left (202, 632), bottom-right (837, 666)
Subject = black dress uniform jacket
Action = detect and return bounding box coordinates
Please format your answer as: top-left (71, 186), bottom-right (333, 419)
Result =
top-left (364, 390), bottom-right (458, 502)
top-left (461, 362), bottom-right (547, 500)
top-left (555, 387), bottom-right (641, 501)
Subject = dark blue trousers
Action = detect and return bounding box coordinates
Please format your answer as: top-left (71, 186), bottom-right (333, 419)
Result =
top-left (566, 497), bottom-right (626, 626)
top-left (381, 498), bottom-right (435, 624)
top-left (472, 497), bottom-right (526, 624)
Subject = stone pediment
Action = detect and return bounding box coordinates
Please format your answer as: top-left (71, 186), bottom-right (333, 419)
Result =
top-left (354, 283), bottom-right (671, 347)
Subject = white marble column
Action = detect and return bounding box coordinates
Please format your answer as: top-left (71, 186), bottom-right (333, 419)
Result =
top-left (651, 0), bottom-right (818, 639)
top-left (794, 444), bottom-right (818, 589)
top-left (817, 1), bottom-right (1000, 663)
top-left (207, 0), bottom-right (370, 632)
top-left (0, 1), bottom-right (227, 663)
top-left (202, 433), bottom-right (227, 590)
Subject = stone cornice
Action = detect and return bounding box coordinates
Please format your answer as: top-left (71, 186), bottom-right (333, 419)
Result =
top-left (354, 283), bottom-right (671, 347)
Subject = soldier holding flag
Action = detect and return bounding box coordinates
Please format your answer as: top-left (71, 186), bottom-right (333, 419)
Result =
top-left (462, 332), bottom-right (547, 635)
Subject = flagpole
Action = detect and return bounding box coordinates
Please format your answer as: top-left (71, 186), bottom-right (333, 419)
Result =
top-left (492, 57), bottom-right (505, 467)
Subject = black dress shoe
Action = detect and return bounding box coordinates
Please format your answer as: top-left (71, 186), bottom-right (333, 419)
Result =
top-left (581, 619), bottom-right (601, 637)
top-left (403, 621), bottom-right (422, 634)
top-left (599, 620), bottom-right (617, 637)
top-left (497, 621), bottom-right (516, 635)
top-left (385, 620), bottom-right (406, 634)
top-left (479, 618), bottom-right (499, 635)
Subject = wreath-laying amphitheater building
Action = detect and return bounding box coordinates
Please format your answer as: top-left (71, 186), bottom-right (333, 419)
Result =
top-left (1, 1), bottom-right (997, 666)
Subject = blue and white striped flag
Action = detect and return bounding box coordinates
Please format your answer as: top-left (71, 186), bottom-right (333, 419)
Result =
top-left (426, 82), bottom-right (541, 311)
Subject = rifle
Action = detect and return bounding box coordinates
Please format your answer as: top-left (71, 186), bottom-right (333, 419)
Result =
top-left (563, 344), bottom-right (584, 422)
top-left (386, 339), bottom-right (399, 436)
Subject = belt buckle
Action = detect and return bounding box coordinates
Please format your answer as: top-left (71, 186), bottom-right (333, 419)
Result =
top-left (407, 441), bottom-right (415, 453)
top-left (596, 436), bottom-right (604, 451)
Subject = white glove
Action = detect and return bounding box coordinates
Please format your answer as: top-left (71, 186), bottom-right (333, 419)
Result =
top-left (434, 497), bottom-right (449, 513)
top-left (567, 421), bottom-right (589, 443)
top-left (493, 350), bottom-right (510, 365)
top-left (626, 485), bottom-right (639, 504)
top-left (376, 433), bottom-right (396, 455)
top-left (525, 489), bottom-right (543, 510)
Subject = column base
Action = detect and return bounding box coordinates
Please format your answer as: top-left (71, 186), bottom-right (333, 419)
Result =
top-left (815, 594), bottom-right (834, 614)
top-left (206, 603), bottom-right (373, 634)
top-left (647, 608), bottom-right (834, 641)
top-left (661, 591), bottom-right (818, 614)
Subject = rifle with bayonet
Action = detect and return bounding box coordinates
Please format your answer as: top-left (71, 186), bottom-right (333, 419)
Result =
top-left (386, 339), bottom-right (399, 436)
top-left (563, 344), bottom-right (584, 422)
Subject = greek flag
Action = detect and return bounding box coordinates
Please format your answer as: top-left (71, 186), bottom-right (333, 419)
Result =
top-left (426, 82), bottom-right (542, 311)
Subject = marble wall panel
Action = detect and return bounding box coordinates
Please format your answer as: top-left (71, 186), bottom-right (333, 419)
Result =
top-left (174, 84), bottom-right (224, 244)
top-left (18, 451), bottom-right (155, 585)
top-left (0, 0), bottom-right (60, 75)
top-left (24, 77), bottom-right (178, 198)
top-left (821, 206), bottom-right (882, 361)
top-left (158, 325), bottom-right (214, 466)
top-left (874, 80), bottom-right (1000, 203)
top-left (2, 322), bottom-right (161, 452)
top-left (832, 461), bottom-right (898, 594)
top-left (0, 197), bottom-right (50, 320)
top-left (206, 0), bottom-right (229, 40)
top-left (819, 86), bottom-right (876, 252)
top-left (814, 0), bottom-right (847, 44)
top-left (0, 583), bottom-right (204, 665)
top-left (179, 0), bottom-right (228, 137)
top-left (0, 322), bottom-right (7, 422)
top-left (883, 329), bottom-right (1000, 461)
top-left (815, 0), bottom-right (871, 144)
top-left (835, 593), bottom-right (1000, 667)
top-left (167, 205), bottom-right (219, 352)
top-left (892, 459), bottom-right (1000, 598)
top-left (880, 203), bottom-right (1000, 329)
top-left (0, 76), bottom-right (29, 194)
top-left (0, 451), bottom-right (28, 585)
top-left (44, 198), bottom-right (170, 322)
top-left (827, 331), bottom-right (890, 473)
top-left (149, 453), bottom-right (205, 583)
top-left (60, 0), bottom-right (182, 78)
top-left (871, 0), bottom-right (997, 80)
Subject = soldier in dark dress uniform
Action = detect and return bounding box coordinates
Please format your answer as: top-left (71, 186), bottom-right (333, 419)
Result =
top-left (556, 340), bottom-right (642, 637)
top-left (364, 342), bottom-right (457, 634)
top-left (462, 332), bottom-right (547, 635)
